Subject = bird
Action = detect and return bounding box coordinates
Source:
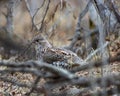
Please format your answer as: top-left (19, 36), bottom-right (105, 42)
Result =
top-left (32, 35), bottom-right (85, 69)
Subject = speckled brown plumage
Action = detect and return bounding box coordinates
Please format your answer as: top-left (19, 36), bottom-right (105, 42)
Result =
top-left (32, 36), bottom-right (84, 69)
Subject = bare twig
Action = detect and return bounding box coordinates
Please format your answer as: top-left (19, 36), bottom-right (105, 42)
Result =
top-left (68, 0), bottom-right (91, 50)
top-left (25, 0), bottom-right (46, 31)
top-left (71, 55), bottom-right (120, 73)
top-left (92, 0), bottom-right (106, 22)
top-left (106, 0), bottom-right (120, 24)
top-left (85, 42), bottom-right (109, 61)
top-left (39, 0), bottom-right (50, 32)
top-left (45, 73), bottom-right (120, 91)
top-left (0, 59), bottom-right (119, 95)
top-left (0, 60), bottom-right (76, 79)
top-left (3, 0), bottom-right (16, 38)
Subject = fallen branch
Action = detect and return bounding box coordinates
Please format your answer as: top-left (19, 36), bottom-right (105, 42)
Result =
top-left (71, 54), bottom-right (120, 73)
top-left (85, 42), bottom-right (109, 61)
top-left (0, 60), bottom-right (76, 79)
top-left (45, 73), bottom-right (120, 90)
top-left (0, 59), bottom-right (119, 95)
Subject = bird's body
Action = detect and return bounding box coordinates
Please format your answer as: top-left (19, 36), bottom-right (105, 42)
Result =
top-left (32, 36), bottom-right (84, 69)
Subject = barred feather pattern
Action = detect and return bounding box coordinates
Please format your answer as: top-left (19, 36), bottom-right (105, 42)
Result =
top-left (33, 36), bottom-right (84, 69)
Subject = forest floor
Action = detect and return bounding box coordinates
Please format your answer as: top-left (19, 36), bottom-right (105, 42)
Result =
top-left (0, 38), bottom-right (120, 96)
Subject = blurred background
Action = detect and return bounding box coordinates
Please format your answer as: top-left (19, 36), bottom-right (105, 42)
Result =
top-left (0, 0), bottom-right (92, 59)
top-left (0, 0), bottom-right (88, 45)
top-left (0, 0), bottom-right (120, 59)
top-left (0, 1), bottom-right (120, 96)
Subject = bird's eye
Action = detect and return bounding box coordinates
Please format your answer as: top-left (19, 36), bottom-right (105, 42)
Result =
top-left (36, 39), bottom-right (39, 42)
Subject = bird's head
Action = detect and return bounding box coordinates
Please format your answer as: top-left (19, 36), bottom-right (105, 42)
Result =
top-left (32, 36), bottom-right (52, 49)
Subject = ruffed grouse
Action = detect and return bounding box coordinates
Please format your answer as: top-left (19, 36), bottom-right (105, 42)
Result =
top-left (32, 36), bottom-right (84, 69)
